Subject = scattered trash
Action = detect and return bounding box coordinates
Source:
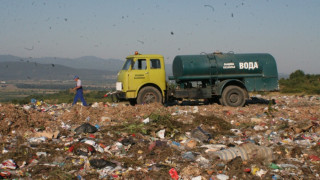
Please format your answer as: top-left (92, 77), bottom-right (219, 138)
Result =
top-left (157, 129), bottom-right (165, 139)
top-left (269, 163), bottom-right (281, 170)
top-left (28, 137), bottom-right (47, 144)
top-left (142, 117), bottom-right (150, 124)
top-left (121, 137), bottom-right (135, 146)
top-left (70, 142), bottom-right (96, 156)
top-left (34, 130), bottom-right (59, 139)
top-left (309, 155), bottom-right (320, 161)
top-left (89, 159), bottom-right (116, 169)
top-left (184, 138), bottom-right (198, 149)
top-left (169, 168), bottom-right (179, 180)
top-left (212, 143), bottom-right (274, 162)
top-left (255, 169), bottom-right (267, 177)
top-left (91, 102), bottom-right (99, 108)
top-left (72, 158), bottom-right (85, 166)
top-left (191, 126), bottom-right (212, 142)
top-left (191, 175), bottom-right (202, 180)
top-left (0, 159), bottom-right (17, 170)
top-left (182, 151), bottom-right (196, 161)
top-left (0, 94), bottom-right (319, 179)
top-left (36, 152), bottom-right (47, 157)
top-left (216, 174), bottom-right (229, 180)
top-left (74, 123), bottom-right (98, 134)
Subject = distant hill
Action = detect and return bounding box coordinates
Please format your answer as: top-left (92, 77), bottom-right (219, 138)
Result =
top-left (0, 54), bottom-right (173, 78)
top-left (0, 55), bottom-right (124, 71)
top-left (0, 61), bottom-right (116, 81)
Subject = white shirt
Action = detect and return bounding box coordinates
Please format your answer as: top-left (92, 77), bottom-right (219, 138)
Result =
top-left (76, 79), bottom-right (82, 87)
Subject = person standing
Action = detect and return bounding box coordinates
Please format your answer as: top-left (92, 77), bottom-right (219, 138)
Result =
top-left (72, 75), bottom-right (88, 106)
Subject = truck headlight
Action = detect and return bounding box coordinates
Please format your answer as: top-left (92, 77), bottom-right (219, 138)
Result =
top-left (116, 82), bottom-right (122, 91)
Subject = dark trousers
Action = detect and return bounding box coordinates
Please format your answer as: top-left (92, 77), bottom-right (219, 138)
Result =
top-left (73, 88), bottom-right (87, 106)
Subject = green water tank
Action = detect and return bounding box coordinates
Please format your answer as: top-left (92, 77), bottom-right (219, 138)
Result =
top-left (172, 53), bottom-right (277, 80)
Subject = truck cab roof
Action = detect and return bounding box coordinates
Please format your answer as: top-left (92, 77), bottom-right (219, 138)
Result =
top-left (126, 53), bottom-right (163, 59)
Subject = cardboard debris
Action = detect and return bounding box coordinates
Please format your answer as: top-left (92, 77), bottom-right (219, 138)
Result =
top-left (34, 130), bottom-right (60, 139)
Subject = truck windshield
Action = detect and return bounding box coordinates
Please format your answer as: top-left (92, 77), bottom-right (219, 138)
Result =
top-left (122, 59), bottom-right (133, 70)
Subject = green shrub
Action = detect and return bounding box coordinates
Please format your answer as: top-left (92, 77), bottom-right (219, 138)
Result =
top-left (279, 70), bottom-right (320, 94)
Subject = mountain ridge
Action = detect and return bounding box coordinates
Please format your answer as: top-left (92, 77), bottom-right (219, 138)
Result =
top-left (0, 55), bottom-right (124, 71)
top-left (0, 61), bottom-right (116, 81)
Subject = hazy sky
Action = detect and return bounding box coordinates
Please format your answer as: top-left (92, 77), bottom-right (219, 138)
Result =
top-left (0, 0), bottom-right (319, 74)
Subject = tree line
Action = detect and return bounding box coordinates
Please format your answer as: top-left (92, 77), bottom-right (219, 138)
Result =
top-left (279, 70), bottom-right (320, 94)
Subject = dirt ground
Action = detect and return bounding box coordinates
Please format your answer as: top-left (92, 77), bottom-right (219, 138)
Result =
top-left (0, 94), bottom-right (320, 179)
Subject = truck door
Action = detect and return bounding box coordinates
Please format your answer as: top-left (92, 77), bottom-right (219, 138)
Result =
top-left (128, 58), bottom-right (149, 91)
top-left (148, 58), bottom-right (163, 83)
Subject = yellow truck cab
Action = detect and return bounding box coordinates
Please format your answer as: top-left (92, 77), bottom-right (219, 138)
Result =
top-left (116, 51), bottom-right (166, 104)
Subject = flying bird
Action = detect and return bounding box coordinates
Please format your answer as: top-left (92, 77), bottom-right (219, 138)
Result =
top-left (204, 5), bottom-right (214, 12)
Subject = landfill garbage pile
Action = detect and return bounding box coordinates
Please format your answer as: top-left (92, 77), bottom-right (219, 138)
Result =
top-left (0, 94), bottom-right (320, 179)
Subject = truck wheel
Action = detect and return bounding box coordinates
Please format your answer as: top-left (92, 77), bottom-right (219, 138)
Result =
top-left (137, 87), bottom-right (162, 104)
top-left (221, 85), bottom-right (246, 107)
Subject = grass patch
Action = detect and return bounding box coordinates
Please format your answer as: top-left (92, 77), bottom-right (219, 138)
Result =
top-left (8, 90), bottom-right (114, 104)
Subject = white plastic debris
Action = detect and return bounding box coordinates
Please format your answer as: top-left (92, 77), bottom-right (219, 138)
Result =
top-left (82, 139), bottom-right (96, 146)
top-left (28, 137), bottom-right (47, 143)
top-left (216, 174), bottom-right (229, 180)
top-left (142, 117), bottom-right (150, 124)
top-left (61, 122), bottom-right (71, 130)
top-left (256, 169), bottom-right (267, 177)
top-left (95, 145), bottom-right (104, 153)
top-left (191, 176), bottom-right (202, 180)
top-left (254, 125), bottom-right (265, 131)
top-left (201, 144), bottom-right (227, 153)
top-left (23, 105), bottom-right (31, 111)
top-left (157, 129), bottom-right (166, 139)
top-left (192, 106), bottom-right (199, 113)
top-left (91, 102), bottom-right (99, 108)
top-left (36, 152), bottom-right (47, 157)
top-left (2, 148), bottom-right (8, 154)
